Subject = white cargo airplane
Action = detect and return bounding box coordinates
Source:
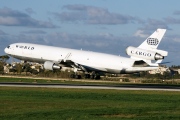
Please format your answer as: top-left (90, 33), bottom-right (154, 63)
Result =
top-left (4, 29), bottom-right (168, 79)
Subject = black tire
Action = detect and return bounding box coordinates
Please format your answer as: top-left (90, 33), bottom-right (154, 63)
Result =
top-left (95, 75), bottom-right (100, 80)
top-left (90, 75), bottom-right (95, 79)
top-left (70, 74), bottom-right (75, 78)
top-left (85, 74), bottom-right (90, 79)
top-left (75, 75), bottom-right (81, 79)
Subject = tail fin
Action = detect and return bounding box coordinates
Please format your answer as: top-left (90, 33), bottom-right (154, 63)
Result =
top-left (138, 29), bottom-right (166, 50)
top-left (127, 29), bottom-right (168, 65)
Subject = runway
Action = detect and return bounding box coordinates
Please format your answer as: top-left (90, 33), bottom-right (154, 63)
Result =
top-left (0, 82), bottom-right (180, 91)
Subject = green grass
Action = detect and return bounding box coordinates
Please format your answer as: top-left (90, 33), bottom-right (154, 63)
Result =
top-left (0, 87), bottom-right (180, 120)
top-left (0, 76), bottom-right (61, 83)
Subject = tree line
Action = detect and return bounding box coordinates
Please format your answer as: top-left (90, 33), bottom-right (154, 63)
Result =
top-left (1, 55), bottom-right (180, 79)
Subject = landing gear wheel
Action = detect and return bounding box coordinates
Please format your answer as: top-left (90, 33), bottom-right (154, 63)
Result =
top-left (90, 75), bottom-right (95, 79)
top-left (75, 75), bottom-right (81, 79)
top-left (95, 74), bottom-right (100, 80)
top-left (85, 74), bottom-right (90, 79)
top-left (70, 74), bottom-right (81, 79)
top-left (70, 74), bottom-right (75, 78)
top-left (90, 72), bottom-right (101, 80)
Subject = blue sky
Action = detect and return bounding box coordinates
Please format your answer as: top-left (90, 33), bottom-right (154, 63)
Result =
top-left (1, 0), bottom-right (180, 65)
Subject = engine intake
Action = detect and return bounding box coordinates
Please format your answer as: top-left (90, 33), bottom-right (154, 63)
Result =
top-left (44, 61), bottom-right (61, 70)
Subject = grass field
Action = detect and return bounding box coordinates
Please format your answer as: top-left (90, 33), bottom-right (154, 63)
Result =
top-left (0, 86), bottom-right (180, 120)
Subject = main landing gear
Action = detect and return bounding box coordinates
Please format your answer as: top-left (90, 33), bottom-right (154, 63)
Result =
top-left (70, 72), bottom-right (101, 80)
top-left (84, 72), bottom-right (101, 79)
top-left (70, 74), bottom-right (82, 79)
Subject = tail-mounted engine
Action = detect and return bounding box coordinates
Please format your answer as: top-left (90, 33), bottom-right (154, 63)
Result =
top-left (126, 46), bottom-right (168, 60)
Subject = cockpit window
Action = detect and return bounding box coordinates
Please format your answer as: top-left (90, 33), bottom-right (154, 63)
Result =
top-left (7, 46), bottom-right (10, 49)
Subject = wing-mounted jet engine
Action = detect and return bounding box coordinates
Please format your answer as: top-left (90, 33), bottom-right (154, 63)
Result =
top-left (44, 61), bottom-right (62, 70)
top-left (43, 53), bottom-right (73, 70)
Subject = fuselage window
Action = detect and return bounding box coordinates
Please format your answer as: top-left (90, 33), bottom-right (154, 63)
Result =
top-left (7, 46), bottom-right (10, 49)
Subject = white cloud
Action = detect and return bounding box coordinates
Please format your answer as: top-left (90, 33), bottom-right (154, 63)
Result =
top-left (53, 4), bottom-right (140, 25)
top-left (173, 38), bottom-right (180, 42)
top-left (134, 30), bottom-right (148, 38)
top-left (0, 7), bottom-right (57, 28)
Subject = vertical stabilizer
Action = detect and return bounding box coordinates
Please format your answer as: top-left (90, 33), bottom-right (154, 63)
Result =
top-left (128, 29), bottom-right (167, 65)
top-left (138, 29), bottom-right (166, 50)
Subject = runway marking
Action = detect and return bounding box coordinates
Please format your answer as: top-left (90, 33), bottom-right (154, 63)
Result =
top-left (0, 83), bottom-right (180, 91)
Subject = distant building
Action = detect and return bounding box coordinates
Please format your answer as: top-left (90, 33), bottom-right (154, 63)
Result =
top-left (178, 69), bottom-right (180, 74)
top-left (149, 66), bottom-right (169, 75)
top-left (4, 65), bottom-right (9, 73)
top-left (169, 67), bottom-right (180, 75)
